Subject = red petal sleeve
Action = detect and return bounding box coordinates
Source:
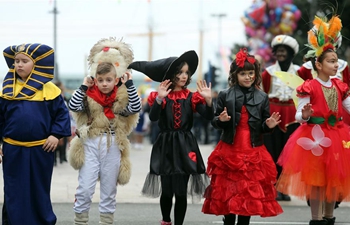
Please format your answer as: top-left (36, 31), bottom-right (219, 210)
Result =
top-left (191, 92), bottom-right (206, 112)
top-left (341, 65), bottom-right (350, 87)
top-left (148, 91), bottom-right (158, 107)
top-left (297, 66), bottom-right (313, 81)
top-left (333, 78), bottom-right (350, 100)
top-left (296, 80), bottom-right (312, 98)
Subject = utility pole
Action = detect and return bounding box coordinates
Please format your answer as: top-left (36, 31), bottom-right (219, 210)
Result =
top-left (211, 13), bottom-right (226, 55)
top-left (147, 1), bottom-right (154, 61)
top-left (50, 0), bottom-right (59, 80)
top-left (198, 0), bottom-right (204, 80)
top-left (211, 13), bottom-right (226, 80)
top-left (127, 1), bottom-right (162, 61)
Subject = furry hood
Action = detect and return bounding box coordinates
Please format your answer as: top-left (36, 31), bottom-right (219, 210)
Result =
top-left (88, 37), bottom-right (133, 78)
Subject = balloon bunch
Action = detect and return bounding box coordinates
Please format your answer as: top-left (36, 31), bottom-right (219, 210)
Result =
top-left (241, 0), bottom-right (301, 64)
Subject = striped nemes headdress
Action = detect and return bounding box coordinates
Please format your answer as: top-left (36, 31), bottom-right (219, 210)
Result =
top-left (2, 43), bottom-right (54, 99)
top-left (305, 15), bottom-right (342, 59)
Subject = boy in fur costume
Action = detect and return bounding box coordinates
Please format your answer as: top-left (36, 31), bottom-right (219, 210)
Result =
top-left (68, 37), bottom-right (141, 225)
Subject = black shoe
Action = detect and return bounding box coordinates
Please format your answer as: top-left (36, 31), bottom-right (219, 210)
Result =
top-left (276, 192), bottom-right (283, 201)
top-left (309, 219), bottom-right (328, 225)
top-left (334, 201), bottom-right (340, 209)
top-left (323, 217), bottom-right (335, 225)
top-left (282, 193), bottom-right (291, 201)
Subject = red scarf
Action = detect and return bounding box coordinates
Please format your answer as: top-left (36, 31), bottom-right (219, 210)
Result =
top-left (86, 85), bottom-right (117, 119)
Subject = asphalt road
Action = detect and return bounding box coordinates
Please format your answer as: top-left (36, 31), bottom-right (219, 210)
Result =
top-left (1, 203), bottom-right (348, 225)
top-left (1, 142), bottom-right (350, 224)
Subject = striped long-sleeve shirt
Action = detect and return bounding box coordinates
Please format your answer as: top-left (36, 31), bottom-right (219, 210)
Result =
top-left (68, 80), bottom-right (141, 116)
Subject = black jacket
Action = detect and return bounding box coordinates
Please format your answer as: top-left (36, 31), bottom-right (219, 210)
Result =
top-left (212, 85), bottom-right (273, 146)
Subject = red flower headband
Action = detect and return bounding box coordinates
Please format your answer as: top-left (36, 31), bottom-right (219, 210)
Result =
top-left (235, 48), bottom-right (256, 68)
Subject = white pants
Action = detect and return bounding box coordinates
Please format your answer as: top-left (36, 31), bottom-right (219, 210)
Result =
top-left (74, 134), bottom-right (121, 214)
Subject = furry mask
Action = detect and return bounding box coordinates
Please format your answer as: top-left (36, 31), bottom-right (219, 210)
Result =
top-left (88, 37), bottom-right (133, 78)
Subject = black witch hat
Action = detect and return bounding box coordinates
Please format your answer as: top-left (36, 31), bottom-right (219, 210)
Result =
top-left (128, 50), bottom-right (198, 82)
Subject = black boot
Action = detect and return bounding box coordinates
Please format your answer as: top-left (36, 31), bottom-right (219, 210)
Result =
top-left (323, 217), bottom-right (335, 225)
top-left (276, 191), bottom-right (283, 201)
top-left (309, 219), bottom-right (328, 225)
top-left (223, 214), bottom-right (236, 225)
top-left (282, 193), bottom-right (291, 201)
top-left (237, 215), bottom-right (251, 225)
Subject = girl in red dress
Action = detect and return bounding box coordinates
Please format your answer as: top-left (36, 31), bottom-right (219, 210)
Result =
top-left (202, 48), bottom-right (283, 225)
top-left (276, 15), bottom-right (350, 225)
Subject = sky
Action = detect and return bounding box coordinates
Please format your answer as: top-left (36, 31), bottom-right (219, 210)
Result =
top-left (0, 0), bottom-right (252, 81)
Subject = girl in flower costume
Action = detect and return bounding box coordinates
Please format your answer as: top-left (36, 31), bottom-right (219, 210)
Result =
top-left (276, 15), bottom-right (350, 225)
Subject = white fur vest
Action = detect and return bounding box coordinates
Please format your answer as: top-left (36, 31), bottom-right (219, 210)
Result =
top-left (69, 84), bottom-right (139, 185)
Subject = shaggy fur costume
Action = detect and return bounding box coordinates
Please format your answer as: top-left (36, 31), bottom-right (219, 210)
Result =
top-left (88, 37), bottom-right (133, 78)
top-left (69, 84), bottom-right (139, 185)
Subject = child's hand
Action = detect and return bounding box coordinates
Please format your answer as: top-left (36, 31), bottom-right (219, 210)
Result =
top-left (218, 107), bottom-right (231, 122)
top-left (301, 103), bottom-right (313, 120)
top-left (158, 79), bottom-right (172, 98)
top-left (83, 76), bottom-right (94, 88)
top-left (266, 112), bottom-right (281, 128)
top-left (121, 71), bottom-right (132, 84)
top-left (197, 80), bottom-right (212, 106)
top-left (43, 135), bottom-right (59, 152)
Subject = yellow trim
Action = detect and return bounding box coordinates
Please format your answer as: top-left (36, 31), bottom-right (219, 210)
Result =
top-left (35, 49), bottom-right (54, 62)
top-left (43, 82), bottom-right (61, 100)
top-left (28, 44), bottom-right (38, 56)
top-left (24, 85), bottom-right (38, 92)
top-left (3, 52), bottom-right (15, 60)
top-left (4, 137), bottom-right (46, 147)
top-left (29, 76), bottom-right (45, 85)
top-left (35, 65), bottom-right (54, 69)
top-left (1, 81), bottom-right (60, 100)
top-left (33, 70), bottom-right (54, 78)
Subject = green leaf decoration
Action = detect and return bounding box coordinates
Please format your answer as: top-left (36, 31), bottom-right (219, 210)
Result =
top-left (317, 25), bottom-right (325, 46)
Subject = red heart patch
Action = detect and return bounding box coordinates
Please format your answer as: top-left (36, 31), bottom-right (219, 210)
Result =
top-left (188, 152), bottom-right (197, 162)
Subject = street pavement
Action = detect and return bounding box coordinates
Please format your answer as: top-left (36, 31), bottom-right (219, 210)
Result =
top-left (0, 141), bottom-right (350, 224)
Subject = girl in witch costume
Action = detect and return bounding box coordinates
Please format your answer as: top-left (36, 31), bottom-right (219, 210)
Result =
top-left (68, 38), bottom-right (141, 225)
top-left (202, 48), bottom-right (283, 225)
top-left (0, 43), bottom-right (71, 225)
top-left (129, 50), bottom-right (214, 225)
top-left (276, 15), bottom-right (350, 225)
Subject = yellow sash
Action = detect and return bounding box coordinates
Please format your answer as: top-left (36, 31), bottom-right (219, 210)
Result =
top-left (4, 137), bottom-right (46, 147)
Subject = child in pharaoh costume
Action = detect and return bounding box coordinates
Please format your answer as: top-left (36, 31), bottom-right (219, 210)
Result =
top-left (0, 43), bottom-right (71, 225)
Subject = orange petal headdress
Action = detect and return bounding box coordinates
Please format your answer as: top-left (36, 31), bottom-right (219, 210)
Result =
top-left (305, 15), bottom-right (342, 58)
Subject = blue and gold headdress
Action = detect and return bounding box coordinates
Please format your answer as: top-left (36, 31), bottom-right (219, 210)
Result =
top-left (2, 43), bottom-right (54, 100)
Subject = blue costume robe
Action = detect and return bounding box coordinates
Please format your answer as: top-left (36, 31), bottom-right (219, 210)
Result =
top-left (0, 82), bottom-right (71, 225)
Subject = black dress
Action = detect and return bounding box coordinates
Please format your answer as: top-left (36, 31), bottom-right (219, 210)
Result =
top-left (142, 89), bottom-right (214, 198)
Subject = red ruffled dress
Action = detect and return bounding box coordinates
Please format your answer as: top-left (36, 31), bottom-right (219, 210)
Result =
top-left (277, 79), bottom-right (350, 201)
top-left (202, 106), bottom-right (283, 217)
